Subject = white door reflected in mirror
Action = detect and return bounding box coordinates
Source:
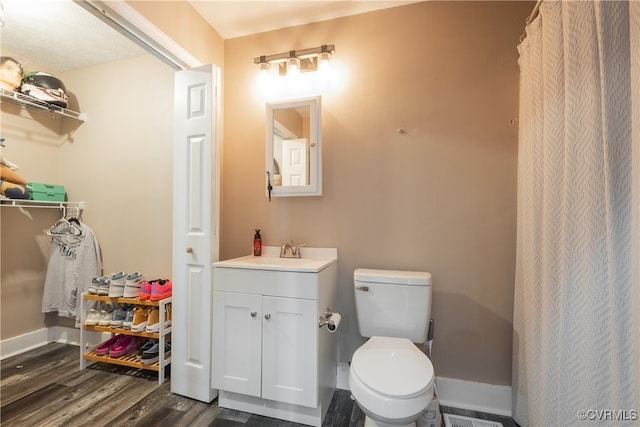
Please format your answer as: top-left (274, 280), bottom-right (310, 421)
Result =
top-left (266, 96), bottom-right (321, 197)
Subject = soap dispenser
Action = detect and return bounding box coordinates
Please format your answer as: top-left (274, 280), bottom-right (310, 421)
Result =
top-left (253, 229), bottom-right (262, 256)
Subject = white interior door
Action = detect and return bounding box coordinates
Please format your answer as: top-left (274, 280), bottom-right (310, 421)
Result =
top-left (281, 138), bottom-right (308, 186)
top-left (172, 64), bottom-right (220, 403)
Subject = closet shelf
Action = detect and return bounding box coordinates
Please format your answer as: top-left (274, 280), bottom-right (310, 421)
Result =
top-left (83, 294), bottom-right (163, 307)
top-left (83, 324), bottom-right (171, 339)
top-left (82, 349), bottom-right (170, 372)
top-left (0, 88), bottom-right (87, 122)
top-left (0, 199), bottom-right (85, 210)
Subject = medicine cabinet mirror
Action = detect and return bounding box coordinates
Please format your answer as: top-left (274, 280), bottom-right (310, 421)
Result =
top-left (266, 96), bottom-right (322, 197)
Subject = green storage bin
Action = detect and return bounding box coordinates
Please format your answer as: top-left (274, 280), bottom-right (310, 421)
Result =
top-left (28, 182), bottom-right (67, 202)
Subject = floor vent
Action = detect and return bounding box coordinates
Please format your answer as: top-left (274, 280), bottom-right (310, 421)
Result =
top-left (443, 414), bottom-right (504, 427)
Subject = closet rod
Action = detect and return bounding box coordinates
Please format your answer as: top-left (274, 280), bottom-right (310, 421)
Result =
top-left (0, 200), bottom-right (86, 210)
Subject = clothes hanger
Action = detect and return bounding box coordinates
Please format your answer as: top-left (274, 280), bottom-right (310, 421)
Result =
top-left (68, 206), bottom-right (81, 226)
top-left (47, 206), bottom-right (82, 236)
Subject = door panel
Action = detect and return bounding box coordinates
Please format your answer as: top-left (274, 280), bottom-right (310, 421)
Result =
top-left (262, 296), bottom-right (318, 408)
top-left (212, 291), bottom-right (262, 397)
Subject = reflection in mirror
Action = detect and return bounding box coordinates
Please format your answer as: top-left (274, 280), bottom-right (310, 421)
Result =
top-left (266, 96), bottom-right (321, 197)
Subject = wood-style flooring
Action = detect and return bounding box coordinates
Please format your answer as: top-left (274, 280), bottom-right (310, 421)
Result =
top-left (1, 343), bottom-right (518, 427)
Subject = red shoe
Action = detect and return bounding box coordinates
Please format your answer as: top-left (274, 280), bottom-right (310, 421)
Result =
top-left (109, 335), bottom-right (142, 358)
top-left (150, 279), bottom-right (172, 301)
top-left (138, 281), bottom-right (152, 300)
top-left (96, 334), bottom-right (125, 356)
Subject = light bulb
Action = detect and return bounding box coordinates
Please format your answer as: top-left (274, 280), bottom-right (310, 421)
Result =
top-left (287, 57), bottom-right (300, 75)
top-left (318, 51), bottom-right (331, 71)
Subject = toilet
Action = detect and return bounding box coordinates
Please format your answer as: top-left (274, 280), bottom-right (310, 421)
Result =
top-left (349, 268), bottom-right (435, 427)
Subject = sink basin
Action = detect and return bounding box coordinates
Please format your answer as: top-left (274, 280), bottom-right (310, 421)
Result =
top-left (214, 246), bottom-right (337, 272)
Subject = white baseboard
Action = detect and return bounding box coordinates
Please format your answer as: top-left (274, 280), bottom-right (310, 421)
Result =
top-left (337, 362), bottom-right (350, 390)
top-left (435, 376), bottom-right (512, 417)
top-left (336, 365), bottom-right (511, 417)
top-left (1, 326), bottom-right (81, 360)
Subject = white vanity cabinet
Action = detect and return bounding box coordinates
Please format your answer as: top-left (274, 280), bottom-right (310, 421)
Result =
top-left (212, 247), bottom-right (338, 427)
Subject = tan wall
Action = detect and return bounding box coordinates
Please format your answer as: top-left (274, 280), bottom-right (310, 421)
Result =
top-left (222, 1), bottom-right (531, 386)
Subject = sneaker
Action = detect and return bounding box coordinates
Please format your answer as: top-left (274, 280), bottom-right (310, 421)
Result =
top-left (136, 339), bottom-right (157, 360)
top-left (84, 308), bottom-right (101, 326)
top-left (140, 341), bottom-right (171, 365)
top-left (108, 272), bottom-right (127, 298)
top-left (110, 304), bottom-right (127, 328)
top-left (164, 304), bottom-right (172, 329)
top-left (138, 280), bottom-right (153, 300)
top-left (109, 335), bottom-right (143, 358)
top-left (131, 307), bottom-right (149, 332)
top-left (97, 277), bottom-right (111, 296)
top-left (146, 307), bottom-right (160, 333)
top-left (123, 272), bottom-right (145, 298)
top-left (150, 279), bottom-right (172, 301)
top-left (122, 307), bottom-right (135, 329)
top-left (97, 302), bottom-right (114, 326)
top-left (96, 334), bottom-right (125, 356)
top-left (88, 277), bottom-right (101, 294)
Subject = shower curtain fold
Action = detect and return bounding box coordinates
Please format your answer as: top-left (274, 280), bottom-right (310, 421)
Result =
top-left (513, 1), bottom-right (640, 426)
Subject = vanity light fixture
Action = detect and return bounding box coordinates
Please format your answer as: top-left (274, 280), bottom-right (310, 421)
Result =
top-left (257, 55), bottom-right (271, 73)
top-left (253, 44), bottom-right (335, 76)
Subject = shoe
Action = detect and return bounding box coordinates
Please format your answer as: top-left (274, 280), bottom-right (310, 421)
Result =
top-left (84, 308), bottom-right (101, 326)
top-left (88, 277), bottom-right (101, 294)
top-left (138, 281), bottom-right (153, 300)
top-left (137, 339), bottom-right (157, 360)
top-left (97, 277), bottom-right (110, 296)
top-left (98, 302), bottom-right (114, 326)
top-left (96, 334), bottom-right (125, 356)
top-left (109, 335), bottom-right (142, 358)
top-left (140, 341), bottom-right (171, 365)
top-left (122, 307), bottom-right (134, 329)
top-left (131, 307), bottom-right (149, 332)
top-left (108, 272), bottom-right (127, 298)
top-left (110, 304), bottom-right (127, 328)
top-left (150, 279), bottom-right (172, 301)
top-left (123, 272), bottom-right (145, 298)
top-left (146, 307), bottom-right (160, 333)
top-left (164, 305), bottom-right (172, 329)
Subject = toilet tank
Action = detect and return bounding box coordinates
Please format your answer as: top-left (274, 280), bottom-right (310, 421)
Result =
top-left (354, 268), bottom-right (432, 343)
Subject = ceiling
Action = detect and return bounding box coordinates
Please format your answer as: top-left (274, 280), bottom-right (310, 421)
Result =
top-left (1, 0), bottom-right (420, 73)
top-left (187, 1), bottom-right (421, 40)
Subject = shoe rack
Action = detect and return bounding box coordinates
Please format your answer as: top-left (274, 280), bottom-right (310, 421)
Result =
top-left (79, 293), bottom-right (172, 384)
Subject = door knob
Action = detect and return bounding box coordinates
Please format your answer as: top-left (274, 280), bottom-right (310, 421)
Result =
top-left (264, 313), bottom-right (271, 320)
top-left (186, 247), bottom-right (193, 253)
top-left (251, 311), bottom-right (257, 317)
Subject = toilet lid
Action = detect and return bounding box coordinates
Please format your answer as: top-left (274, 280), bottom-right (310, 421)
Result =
top-left (351, 336), bottom-right (434, 398)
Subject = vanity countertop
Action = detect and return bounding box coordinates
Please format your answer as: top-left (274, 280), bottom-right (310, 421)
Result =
top-left (214, 246), bottom-right (337, 273)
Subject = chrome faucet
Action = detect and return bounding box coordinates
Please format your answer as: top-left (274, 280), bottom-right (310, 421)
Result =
top-left (280, 242), bottom-right (305, 258)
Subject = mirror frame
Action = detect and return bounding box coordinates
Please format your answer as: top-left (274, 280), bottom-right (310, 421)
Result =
top-left (265, 96), bottom-right (322, 197)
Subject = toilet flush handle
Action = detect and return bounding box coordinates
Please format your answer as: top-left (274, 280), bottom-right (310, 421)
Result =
top-left (355, 285), bottom-right (369, 291)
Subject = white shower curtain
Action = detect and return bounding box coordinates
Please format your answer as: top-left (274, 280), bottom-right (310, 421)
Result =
top-left (513, 1), bottom-right (640, 426)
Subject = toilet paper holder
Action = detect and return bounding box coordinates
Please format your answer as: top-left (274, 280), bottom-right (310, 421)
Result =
top-left (318, 308), bottom-right (340, 331)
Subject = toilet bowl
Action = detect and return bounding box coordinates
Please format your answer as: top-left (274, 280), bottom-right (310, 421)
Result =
top-left (349, 336), bottom-right (435, 427)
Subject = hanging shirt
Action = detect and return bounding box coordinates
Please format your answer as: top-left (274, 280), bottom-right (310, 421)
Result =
top-left (41, 221), bottom-right (102, 326)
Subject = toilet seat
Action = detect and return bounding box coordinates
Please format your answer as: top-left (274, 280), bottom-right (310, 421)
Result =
top-left (349, 336), bottom-right (435, 423)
